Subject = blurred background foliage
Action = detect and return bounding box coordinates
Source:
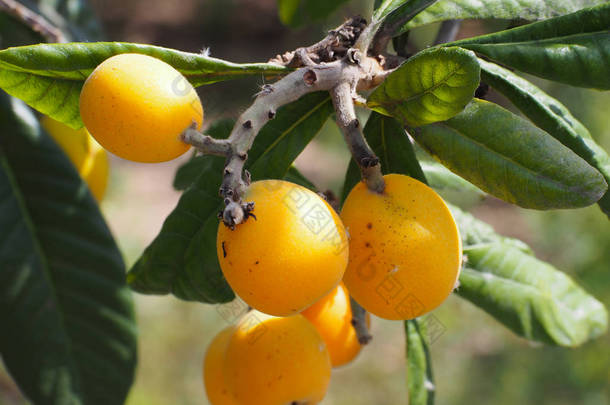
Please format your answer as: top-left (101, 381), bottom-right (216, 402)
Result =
top-left (0, 1), bottom-right (608, 404)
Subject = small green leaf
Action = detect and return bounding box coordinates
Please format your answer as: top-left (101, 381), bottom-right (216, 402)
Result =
top-left (404, 0), bottom-right (607, 31)
top-left (367, 47), bottom-right (480, 127)
top-left (0, 94), bottom-right (136, 405)
top-left (342, 112), bottom-right (427, 202)
top-left (479, 59), bottom-right (610, 217)
top-left (0, 42), bottom-right (290, 128)
top-left (458, 243), bottom-right (608, 346)
top-left (405, 319), bottom-right (435, 405)
top-left (414, 99), bottom-right (608, 210)
top-left (128, 92), bottom-right (333, 303)
top-left (448, 4), bottom-right (610, 89)
top-left (277, 0), bottom-right (349, 27)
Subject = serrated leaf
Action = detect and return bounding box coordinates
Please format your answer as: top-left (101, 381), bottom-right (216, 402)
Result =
top-left (0, 42), bottom-right (290, 128)
top-left (128, 92), bottom-right (333, 303)
top-left (341, 112), bottom-right (427, 202)
top-left (404, 0), bottom-right (606, 31)
top-left (479, 58), bottom-right (610, 217)
top-left (457, 243), bottom-right (608, 346)
top-left (414, 99), bottom-right (608, 209)
top-left (449, 4), bottom-right (610, 89)
top-left (367, 47), bottom-right (480, 127)
top-left (405, 319), bottom-right (435, 405)
top-left (277, 0), bottom-right (349, 27)
top-left (0, 93), bottom-right (136, 404)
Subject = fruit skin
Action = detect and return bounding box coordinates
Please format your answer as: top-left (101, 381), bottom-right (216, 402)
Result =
top-left (224, 312), bottom-right (331, 405)
top-left (341, 174), bottom-right (462, 320)
top-left (302, 281), bottom-right (369, 367)
top-left (217, 180), bottom-right (349, 316)
top-left (41, 115), bottom-right (109, 201)
top-left (79, 53), bottom-right (202, 163)
top-left (203, 327), bottom-right (239, 405)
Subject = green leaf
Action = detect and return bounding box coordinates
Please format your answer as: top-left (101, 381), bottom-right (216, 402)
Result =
top-left (173, 118), bottom-right (235, 191)
top-left (448, 202), bottom-right (533, 254)
top-left (449, 4), bottom-right (610, 89)
top-left (283, 165), bottom-right (317, 190)
top-left (367, 47), bottom-right (480, 127)
top-left (414, 99), bottom-right (608, 209)
top-left (373, 0), bottom-right (438, 23)
top-left (0, 93), bottom-right (136, 404)
top-left (405, 319), bottom-right (435, 405)
top-left (404, 0), bottom-right (607, 30)
top-left (277, 0), bottom-right (349, 27)
top-left (458, 243), bottom-right (608, 346)
top-left (341, 112), bottom-right (427, 202)
top-left (364, 0), bottom-right (438, 48)
top-left (0, 42), bottom-right (290, 128)
top-left (479, 58), bottom-right (610, 217)
top-left (420, 159), bottom-right (485, 196)
top-left (128, 92), bottom-right (333, 303)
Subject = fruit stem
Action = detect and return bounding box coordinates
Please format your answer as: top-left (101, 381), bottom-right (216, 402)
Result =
top-left (350, 297), bottom-right (372, 345)
top-left (331, 81), bottom-right (385, 194)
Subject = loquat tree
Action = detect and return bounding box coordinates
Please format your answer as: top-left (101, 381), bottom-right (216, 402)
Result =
top-left (0, 0), bottom-right (609, 404)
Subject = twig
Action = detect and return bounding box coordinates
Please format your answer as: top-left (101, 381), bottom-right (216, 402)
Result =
top-left (433, 20), bottom-right (461, 45)
top-left (180, 123), bottom-right (231, 156)
top-left (331, 81), bottom-right (385, 193)
top-left (0, 0), bottom-right (65, 43)
top-left (183, 52), bottom-right (388, 228)
top-left (350, 297), bottom-right (372, 345)
top-left (270, 16), bottom-right (367, 67)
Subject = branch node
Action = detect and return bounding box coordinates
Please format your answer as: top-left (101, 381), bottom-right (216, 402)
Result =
top-left (268, 110), bottom-right (276, 119)
top-left (242, 120), bottom-right (253, 129)
top-left (303, 69), bottom-right (317, 86)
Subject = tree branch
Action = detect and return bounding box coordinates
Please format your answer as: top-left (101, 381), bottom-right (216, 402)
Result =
top-left (350, 297), bottom-right (372, 345)
top-left (0, 0), bottom-right (65, 43)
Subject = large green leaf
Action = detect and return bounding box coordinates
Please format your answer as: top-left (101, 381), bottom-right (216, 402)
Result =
top-left (414, 99), bottom-right (608, 209)
top-left (458, 243), bottom-right (608, 346)
top-left (405, 319), bottom-right (435, 405)
top-left (341, 112), bottom-right (427, 202)
top-left (448, 4), bottom-right (610, 89)
top-left (479, 59), bottom-right (610, 217)
top-left (420, 159), bottom-right (484, 196)
top-left (367, 47), bottom-right (480, 127)
top-left (128, 92), bottom-right (333, 303)
top-left (449, 202), bottom-right (532, 254)
top-left (0, 93), bottom-right (136, 404)
top-left (404, 0), bottom-right (607, 30)
top-left (0, 42), bottom-right (290, 128)
top-left (277, 0), bottom-right (349, 27)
